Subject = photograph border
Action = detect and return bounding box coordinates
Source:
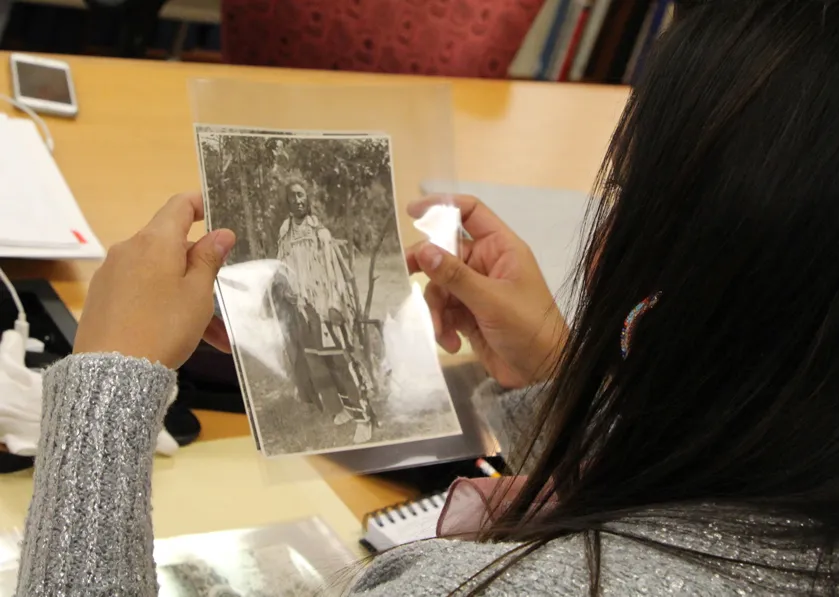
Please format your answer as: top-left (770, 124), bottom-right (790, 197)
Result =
top-left (195, 124), bottom-right (462, 457)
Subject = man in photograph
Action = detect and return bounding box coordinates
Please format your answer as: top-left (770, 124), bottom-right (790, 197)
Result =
top-left (270, 178), bottom-right (376, 444)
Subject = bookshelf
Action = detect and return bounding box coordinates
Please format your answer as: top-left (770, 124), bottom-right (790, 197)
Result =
top-left (510, 0), bottom-right (676, 85)
top-left (1, 0), bottom-right (673, 78)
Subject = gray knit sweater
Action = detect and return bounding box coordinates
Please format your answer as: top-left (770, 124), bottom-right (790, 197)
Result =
top-left (14, 354), bottom-right (814, 596)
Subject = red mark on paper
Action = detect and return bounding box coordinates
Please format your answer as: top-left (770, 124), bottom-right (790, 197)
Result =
top-left (71, 230), bottom-right (87, 244)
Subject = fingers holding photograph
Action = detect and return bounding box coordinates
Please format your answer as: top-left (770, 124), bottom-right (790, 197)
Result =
top-left (195, 126), bottom-right (462, 456)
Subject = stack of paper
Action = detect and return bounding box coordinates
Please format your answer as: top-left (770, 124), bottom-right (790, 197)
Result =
top-left (0, 116), bottom-right (104, 259)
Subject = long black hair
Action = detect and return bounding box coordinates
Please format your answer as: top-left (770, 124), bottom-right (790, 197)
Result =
top-left (470, 0), bottom-right (839, 594)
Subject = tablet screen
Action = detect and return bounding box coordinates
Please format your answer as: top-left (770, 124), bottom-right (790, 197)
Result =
top-left (16, 61), bottom-right (72, 105)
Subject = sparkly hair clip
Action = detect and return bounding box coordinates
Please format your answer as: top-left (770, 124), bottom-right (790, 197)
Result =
top-left (621, 292), bottom-right (662, 359)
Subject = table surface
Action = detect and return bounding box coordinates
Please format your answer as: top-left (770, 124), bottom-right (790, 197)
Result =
top-left (0, 53), bottom-right (628, 526)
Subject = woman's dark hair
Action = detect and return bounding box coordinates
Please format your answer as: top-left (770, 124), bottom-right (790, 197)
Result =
top-left (465, 1), bottom-right (839, 594)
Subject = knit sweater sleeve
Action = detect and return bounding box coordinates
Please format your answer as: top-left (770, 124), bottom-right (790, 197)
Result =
top-left (471, 379), bottom-right (546, 473)
top-left (15, 353), bottom-right (176, 597)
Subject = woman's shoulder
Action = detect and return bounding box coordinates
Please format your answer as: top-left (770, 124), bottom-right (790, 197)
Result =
top-left (349, 538), bottom-right (576, 596)
top-left (470, 380), bottom-right (549, 473)
top-left (348, 533), bottom-right (754, 596)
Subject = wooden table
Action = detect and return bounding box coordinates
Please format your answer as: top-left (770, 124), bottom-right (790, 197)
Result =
top-left (0, 53), bottom-right (629, 520)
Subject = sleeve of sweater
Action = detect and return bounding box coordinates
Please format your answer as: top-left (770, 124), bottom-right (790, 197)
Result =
top-left (15, 353), bottom-right (176, 597)
top-left (471, 380), bottom-right (547, 473)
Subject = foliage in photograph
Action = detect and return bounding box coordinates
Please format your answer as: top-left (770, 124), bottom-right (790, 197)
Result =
top-left (198, 132), bottom-right (398, 265)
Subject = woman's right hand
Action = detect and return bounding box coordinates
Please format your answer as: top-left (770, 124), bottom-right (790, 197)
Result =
top-left (406, 195), bottom-right (567, 389)
top-left (74, 192), bottom-right (236, 369)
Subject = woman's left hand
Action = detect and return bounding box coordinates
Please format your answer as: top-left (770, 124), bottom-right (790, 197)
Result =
top-left (74, 192), bottom-right (236, 369)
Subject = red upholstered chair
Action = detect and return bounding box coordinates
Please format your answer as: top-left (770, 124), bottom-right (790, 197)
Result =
top-left (221, 0), bottom-right (545, 79)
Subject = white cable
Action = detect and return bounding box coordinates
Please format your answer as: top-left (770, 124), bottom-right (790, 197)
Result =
top-left (0, 94), bottom-right (55, 154)
top-left (0, 266), bottom-right (28, 340)
top-left (0, 267), bottom-right (24, 320)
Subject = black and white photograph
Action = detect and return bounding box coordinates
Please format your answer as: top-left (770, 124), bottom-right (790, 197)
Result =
top-left (195, 126), bottom-right (462, 456)
top-left (0, 518), bottom-right (356, 596)
top-left (154, 517), bottom-right (355, 597)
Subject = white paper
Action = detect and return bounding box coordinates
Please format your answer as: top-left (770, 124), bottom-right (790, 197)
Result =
top-left (0, 118), bottom-right (104, 259)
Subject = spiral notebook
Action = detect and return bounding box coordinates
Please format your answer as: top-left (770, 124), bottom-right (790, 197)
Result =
top-left (361, 491), bottom-right (448, 552)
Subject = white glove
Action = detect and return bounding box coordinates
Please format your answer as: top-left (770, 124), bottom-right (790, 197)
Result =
top-left (0, 330), bottom-right (41, 456)
top-left (156, 427), bottom-right (179, 456)
top-left (155, 384), bottom-right (180, 457)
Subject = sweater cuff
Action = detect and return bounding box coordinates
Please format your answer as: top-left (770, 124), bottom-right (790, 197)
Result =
top-left (15, 354), bottom-right (175, 596)
top-left (41, 353), bottom-right (176, 448)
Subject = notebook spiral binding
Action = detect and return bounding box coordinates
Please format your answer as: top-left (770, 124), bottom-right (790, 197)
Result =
top-left (363, 490), bottom-right (449, 528)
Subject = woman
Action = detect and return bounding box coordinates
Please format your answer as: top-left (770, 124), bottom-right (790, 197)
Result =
top-left (271, 178), bottom-right (375, 442)
top-left (274, 178), bottom-right (355, 326)
top-left (16, 0), bottom-right (839, 594)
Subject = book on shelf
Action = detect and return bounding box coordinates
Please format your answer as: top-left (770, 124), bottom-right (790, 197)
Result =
top-left (569, 0), bottom-right (614, 81)
top-left (543, 0), bottom-right (591, 81)
top-left (623, 0), bottom-right (658, 84)
top-left (537, 0), bottom-right (573, 79)
top-left (508, 0), bottom-right (563, 79)
top-left (510, 0), bottom-right (676, 85)
top-left (544, 0), bottom-right (584, 81)
top-left (556, 1), bottom-right (595, 82)
top-left (623, 0), bottom-right (674, 84)
top-left (597, 0), bottom-right (652, 83)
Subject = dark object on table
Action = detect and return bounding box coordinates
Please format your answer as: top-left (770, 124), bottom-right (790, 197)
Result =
top-left (178, 340), bottom-right (243, 413)
top-left (164, 400), bottom-right (202, 446)
top-left (0, 450), bottom-right (33, 473)
top-left (0, 280), bottom-right (76, 358)
top-left (375, 454), bottom-right (509, 497)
